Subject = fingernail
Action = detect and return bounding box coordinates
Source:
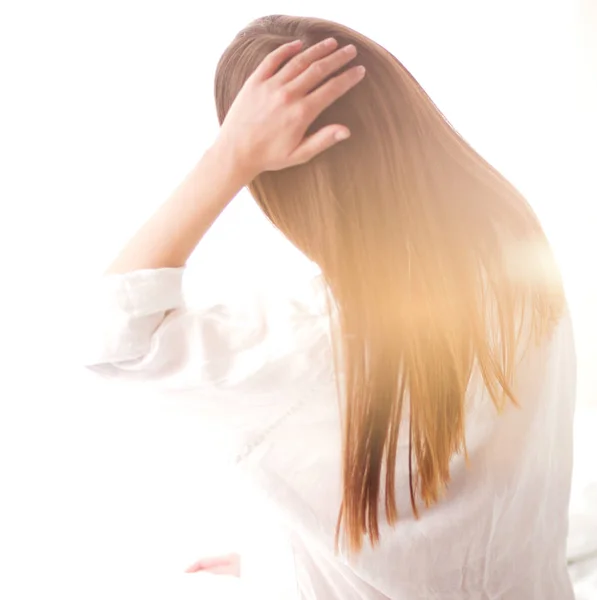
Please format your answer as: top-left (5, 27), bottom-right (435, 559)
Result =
top-left (335, 130), bottom-right (350, 141)
top-left (323, 38), bottom-right (337, 47)
top-left (356, 65), bottom-right (366, 76)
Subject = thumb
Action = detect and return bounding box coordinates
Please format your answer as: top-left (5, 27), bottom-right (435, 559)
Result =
top-left (289, 126), bottom-right (351, 165)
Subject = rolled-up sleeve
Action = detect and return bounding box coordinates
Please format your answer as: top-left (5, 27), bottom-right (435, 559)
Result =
top-left (80, 267), bottom-right (334, 391)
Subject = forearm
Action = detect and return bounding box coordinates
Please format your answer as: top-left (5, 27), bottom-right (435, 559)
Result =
top-left (106, 142), bottom-right (249, 274)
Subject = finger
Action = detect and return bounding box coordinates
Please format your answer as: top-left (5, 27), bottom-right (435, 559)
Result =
top-left (185, 557), bottom-right (228, 573)
top-left (185, 561), bottom-right (208, 573)
top-left (251, 40), bottom-right (303, 81)
top-left (289, 125), bottom-right (351, 165)
top-left (185, 553), bottom-right (239, 573)
top-left (274, 37), bottom-right (339, 85)
top-left (305, 65), bottom-right (366, 118)
top-left (287, 44), bottom-right (358, 97)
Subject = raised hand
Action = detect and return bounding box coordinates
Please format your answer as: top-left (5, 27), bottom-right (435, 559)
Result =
top-left (217, 38), bottom-right (365, 181)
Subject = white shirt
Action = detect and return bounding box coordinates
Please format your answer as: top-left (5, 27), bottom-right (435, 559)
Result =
top-left (81, 267), bottom-right (577, 599)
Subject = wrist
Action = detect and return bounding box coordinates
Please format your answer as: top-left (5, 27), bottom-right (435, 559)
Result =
top-left (207, 137), bottom-right (258, 189)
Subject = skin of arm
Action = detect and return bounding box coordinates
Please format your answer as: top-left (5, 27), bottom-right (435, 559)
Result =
top-left (105, 142), bottom-right (248, 274)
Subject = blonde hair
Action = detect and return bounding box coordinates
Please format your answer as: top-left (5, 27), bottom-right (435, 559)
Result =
top-left (214, 15), bottom-right (564, 554)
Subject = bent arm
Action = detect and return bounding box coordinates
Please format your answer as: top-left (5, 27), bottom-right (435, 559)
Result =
top-left (106, 142), bottom-right (248, 275)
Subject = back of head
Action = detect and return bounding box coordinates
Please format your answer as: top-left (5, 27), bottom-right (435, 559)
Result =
top-left (214, 15), bottom-right (564, 554)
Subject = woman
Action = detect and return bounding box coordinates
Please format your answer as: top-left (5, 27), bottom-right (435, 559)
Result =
top-left (82, 15), bottom-right (576, 599)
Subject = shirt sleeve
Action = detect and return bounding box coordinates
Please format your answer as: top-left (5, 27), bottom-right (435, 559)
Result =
top-left (80, 267), bottom-right (334, 392)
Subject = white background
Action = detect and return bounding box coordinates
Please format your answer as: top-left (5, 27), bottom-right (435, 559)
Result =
top-left (0, 0), bottom-right (595, 598)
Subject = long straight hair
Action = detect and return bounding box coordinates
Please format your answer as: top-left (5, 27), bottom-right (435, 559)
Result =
top-left (214, 15), bottom-right (564, 554)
